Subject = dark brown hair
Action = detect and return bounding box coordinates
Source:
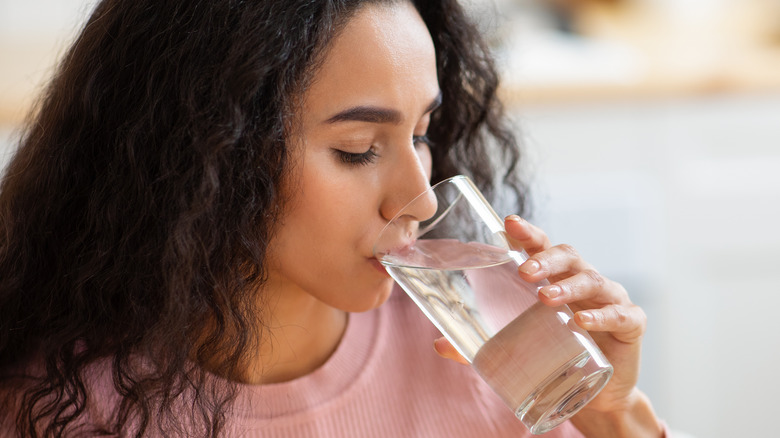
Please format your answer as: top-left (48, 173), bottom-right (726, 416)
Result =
top-left (0, 0), bottom-right (525, 436)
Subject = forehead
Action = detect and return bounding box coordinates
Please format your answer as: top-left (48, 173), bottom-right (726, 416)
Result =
top-left (301, 2), bottom-right (439, 121)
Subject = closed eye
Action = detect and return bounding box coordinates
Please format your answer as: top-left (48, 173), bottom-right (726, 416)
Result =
top-left (413, 135), bottom-right (433, 148)
top-left (334, 147), bottom-right (379, 166)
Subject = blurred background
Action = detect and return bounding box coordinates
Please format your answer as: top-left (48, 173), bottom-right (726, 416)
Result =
top-left (2, 1), bottom-right (780, 436)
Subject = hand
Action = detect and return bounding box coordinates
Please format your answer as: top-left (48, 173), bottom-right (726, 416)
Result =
top-left (505, 215), bottom-right (645, 415)
top-left (433, 215), bottom-right (652, 419)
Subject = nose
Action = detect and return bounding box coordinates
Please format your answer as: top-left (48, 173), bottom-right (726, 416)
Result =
top-left (379, 142), bottom-right (437, 223)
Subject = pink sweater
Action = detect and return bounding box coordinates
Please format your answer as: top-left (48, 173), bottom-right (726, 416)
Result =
top-left (7, 288), bottom-right (667, 437)
top-left (220, 288), bottom-right (584, 437)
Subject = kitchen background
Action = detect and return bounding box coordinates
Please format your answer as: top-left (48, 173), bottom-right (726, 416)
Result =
top-left (3, 1), bottom-right (780, 436)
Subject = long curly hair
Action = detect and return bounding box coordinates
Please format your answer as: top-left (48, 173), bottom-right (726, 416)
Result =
top-left (0, 0), bottom-right (526, 436)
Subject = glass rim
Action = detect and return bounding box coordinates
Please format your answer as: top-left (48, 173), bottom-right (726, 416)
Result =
top-left (386, 174), bottom-right (468, 223)
top-left (373, 174), bottom-right (470, 258)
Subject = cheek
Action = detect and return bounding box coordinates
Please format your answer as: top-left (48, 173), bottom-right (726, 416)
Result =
top-left (285, 168), bottom-right (369, 267)
top-left (299, 170), bottom-right (367, 231)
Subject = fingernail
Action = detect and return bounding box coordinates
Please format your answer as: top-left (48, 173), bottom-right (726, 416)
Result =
top-left (506, 215), bottom-right (522, 223)
top-left (578, 311), bottom-right (594, 324)
top-left (518, 260), bottom-right (540, 275)
top-left (433, 337), bottom-right (447, 354)
top-left (541, 285), bottom-right (561, 299)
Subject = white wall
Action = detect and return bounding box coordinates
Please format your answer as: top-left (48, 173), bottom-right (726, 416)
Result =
top-left (514, 94), bottom-right (780, 437)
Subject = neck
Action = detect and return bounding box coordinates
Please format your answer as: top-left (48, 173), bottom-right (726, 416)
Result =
top-left (197, 282), bottom-right (349, 385)
top-left (247, 289), bottom-right (348, 384)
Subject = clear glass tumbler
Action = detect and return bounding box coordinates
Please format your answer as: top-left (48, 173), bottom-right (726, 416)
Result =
top-left (373, 175), bottom-right (613, 434)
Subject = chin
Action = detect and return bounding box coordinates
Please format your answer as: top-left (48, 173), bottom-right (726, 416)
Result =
top-left (344, 278), bottom-right (396, 313)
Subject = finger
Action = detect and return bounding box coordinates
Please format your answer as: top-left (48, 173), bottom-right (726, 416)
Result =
top-left (433, 337), bottom-right (469, 365)
top-left (504, 215), bottom-right (551, 255)
top-left (517, 243), bottom-right (591, 284)
top-left (574, 304), bottom-right (646, 344)
top-left (537, 268), bottom-right (630, 307)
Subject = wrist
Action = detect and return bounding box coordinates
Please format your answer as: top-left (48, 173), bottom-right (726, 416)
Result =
top-left (571, 389), bottom-right (664, 438)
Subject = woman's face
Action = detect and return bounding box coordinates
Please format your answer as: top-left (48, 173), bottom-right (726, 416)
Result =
top-left (264, 2), bottom-right (440, 312)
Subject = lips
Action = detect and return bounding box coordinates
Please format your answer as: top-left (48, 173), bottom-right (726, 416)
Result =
top-left (369, 258), bottom-right (390, 277)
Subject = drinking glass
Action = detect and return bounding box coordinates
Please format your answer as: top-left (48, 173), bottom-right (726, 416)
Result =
top-left (373, 175), bottom-right (613, 434)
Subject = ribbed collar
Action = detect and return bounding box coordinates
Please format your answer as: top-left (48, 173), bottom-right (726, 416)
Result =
top-left (229, 298), bottom-right (385, 420)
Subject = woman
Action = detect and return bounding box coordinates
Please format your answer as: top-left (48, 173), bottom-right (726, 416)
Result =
top-left (0, 0), bottom-right (665, 436)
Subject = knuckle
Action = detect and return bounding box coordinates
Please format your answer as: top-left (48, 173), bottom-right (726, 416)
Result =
top-left (583, 269), bottom-right (605, 289)
top-left (634, 305), bottom-right (648, 330)
top-left (611, 306), bottom-right (629, 324)
top-left (557, 243), bottom-right (579, 258)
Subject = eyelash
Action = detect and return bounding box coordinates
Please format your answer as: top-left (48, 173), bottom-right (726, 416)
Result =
top-left (413, 135), bottom-right (433, 148)
top-left (335, 135), bottom-right (433, 167)
top-left (335, 148), bottom-right (379, 166)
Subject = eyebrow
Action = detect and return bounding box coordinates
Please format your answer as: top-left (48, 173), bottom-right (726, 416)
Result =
top-left (324, 91), bottom-right (442, 125)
